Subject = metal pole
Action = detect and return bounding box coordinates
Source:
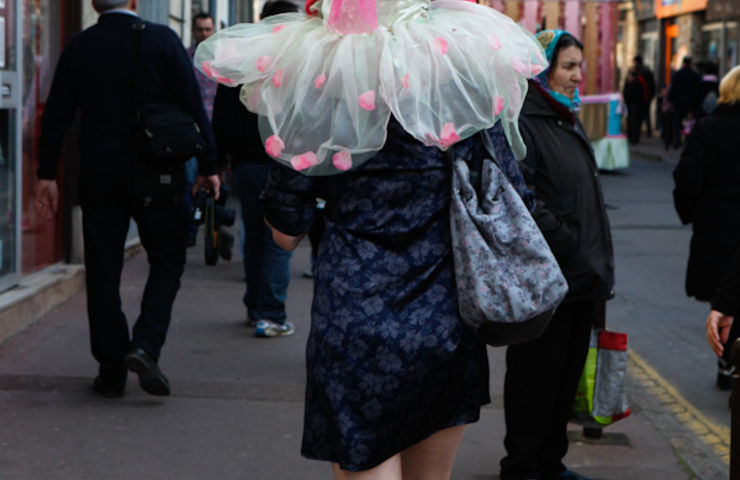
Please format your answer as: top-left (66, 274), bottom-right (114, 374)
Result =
top-left (730, 338), bottom-right (740, 480)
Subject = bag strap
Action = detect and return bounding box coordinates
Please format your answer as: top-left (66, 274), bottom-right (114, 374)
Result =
top-left (478, 129), bottom-right (502, 170)
top-left (132, 22), bottom-right (147, 121)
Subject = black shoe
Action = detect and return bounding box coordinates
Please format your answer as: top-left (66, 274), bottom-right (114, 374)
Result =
top-left (92, 375), bottom-right (125, 398)
top-left (718, 370), bottom-right (734, 391)
top-left (124, 348), bottom-right (170, 396)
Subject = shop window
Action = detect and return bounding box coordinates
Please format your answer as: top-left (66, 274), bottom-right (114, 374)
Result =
top-left (701, 23), bottom-right (722, 65)
top-left (726, 23), bottom-right (738, 74)
top-left (21, 0), bottom-right (63, 273)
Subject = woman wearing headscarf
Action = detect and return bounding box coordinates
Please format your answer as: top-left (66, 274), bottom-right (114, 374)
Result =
top-left (195, 0), bottom-right (546, 478)
top-left (499, 30), bottom-right (615, 480)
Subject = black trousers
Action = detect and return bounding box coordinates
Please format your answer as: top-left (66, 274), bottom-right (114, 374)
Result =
top-left (626, 104), bottom-right (646, 144)
top-left (500, 300), bottom-right (595, 480)
top-left (80, 164), bottom-right (187, 382)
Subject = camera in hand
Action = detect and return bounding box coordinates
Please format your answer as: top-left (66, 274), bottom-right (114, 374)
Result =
top-left (192, 188), bottom-right (236, 265)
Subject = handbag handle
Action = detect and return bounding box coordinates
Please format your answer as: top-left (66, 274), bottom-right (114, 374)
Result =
top-left (446, 129), bottom-right (502, 196)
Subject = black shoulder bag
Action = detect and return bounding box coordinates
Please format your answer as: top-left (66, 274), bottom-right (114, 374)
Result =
top-left (132, 22), bottom-right (206, 203)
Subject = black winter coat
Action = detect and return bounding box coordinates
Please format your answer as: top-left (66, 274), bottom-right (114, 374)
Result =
top-left (518, 82), bottom-right (615, 302)
top-left (38, 13), bottom-right (217, 179)
top-left (673, 102), bottom-right (740, 301)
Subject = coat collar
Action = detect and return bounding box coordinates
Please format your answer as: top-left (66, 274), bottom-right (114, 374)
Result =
top-left (522, 80), bottom-right (576, 124)
top-left (97, 11), bottom-right (141, 26)
top-left (712, 102), bottom-right (740, 118)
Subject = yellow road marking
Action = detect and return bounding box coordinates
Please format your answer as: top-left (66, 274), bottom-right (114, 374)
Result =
top-left (628, 350), bottom-right (731, 464)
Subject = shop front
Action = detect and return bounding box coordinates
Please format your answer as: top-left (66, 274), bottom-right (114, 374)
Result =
top-left (0, 0), bottom-right (25, 291)
top-left (656, 0), bottom-right (706, 83)
top-left (704, 0), bottom-right (739, 77)
top-left (0, 0), bottom-right (195, 294)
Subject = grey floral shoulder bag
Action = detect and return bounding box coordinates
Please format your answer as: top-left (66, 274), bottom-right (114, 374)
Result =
top-left (449, 131), bottom-right (568, 346)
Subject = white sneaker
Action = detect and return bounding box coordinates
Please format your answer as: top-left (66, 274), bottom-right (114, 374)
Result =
top-left (255, 320), bottom-right (295, 337)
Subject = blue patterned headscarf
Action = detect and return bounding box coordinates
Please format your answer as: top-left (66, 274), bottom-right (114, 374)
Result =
top-left (533, 29), bottom-right (581, 112)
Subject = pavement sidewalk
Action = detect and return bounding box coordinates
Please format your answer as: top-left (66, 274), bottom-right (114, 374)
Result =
top-left (628, 135), bottom-right (682, 166)
top-left (0, 236), bottom-right (704, 480)
top-left (0, 134), bottom-right (718, 479)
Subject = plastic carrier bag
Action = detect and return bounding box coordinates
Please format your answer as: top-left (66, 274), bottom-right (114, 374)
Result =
top-left (572, 329), bottom-right (631, 426)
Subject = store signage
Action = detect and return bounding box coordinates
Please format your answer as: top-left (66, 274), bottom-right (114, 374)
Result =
top-left (656, 0), bottom-right (707, 17)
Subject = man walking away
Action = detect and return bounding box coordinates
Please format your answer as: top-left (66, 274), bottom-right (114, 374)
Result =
top-left (33, 0), bottom-right (219, 398)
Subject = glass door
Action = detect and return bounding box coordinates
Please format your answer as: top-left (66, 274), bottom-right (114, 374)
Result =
top-left (0, 0), bottom-right (21, 292)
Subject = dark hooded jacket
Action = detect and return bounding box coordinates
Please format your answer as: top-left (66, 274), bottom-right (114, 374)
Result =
top-left (518, 81), bottom-right (615, 302)
top-left (673, 102), bottom-right (740, 302)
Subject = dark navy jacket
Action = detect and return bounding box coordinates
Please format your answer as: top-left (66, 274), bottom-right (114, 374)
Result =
top-left (37, 12), bottom-right (216, 180)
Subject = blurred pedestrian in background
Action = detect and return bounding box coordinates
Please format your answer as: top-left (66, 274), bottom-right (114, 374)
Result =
top-left (184, 12), bottom-right (219, 247)
top-left (693, 61), bottom-right (720, 120)
top-left (33, 0), bottom-right (219, 398)
top-left (674, 65), bottom-right (740, 391)
top-left (658, 84), bottom-right (674, 150)
top-left (668, 56), bottom-right (701, 148)
top-left (500, 30), bottom-right (615, 480)
top-left (623, 55), bottom-right (655, 144)
top-left (197, 0), bottom-right (546, 477)
top-left (211, 0), bottom-right (299, 338)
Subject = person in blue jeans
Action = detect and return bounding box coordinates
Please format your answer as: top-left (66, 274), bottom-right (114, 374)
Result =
top-left (209, 1), bottom-right (299, 337)
top-left (232, 162), bottom-right (293, 336)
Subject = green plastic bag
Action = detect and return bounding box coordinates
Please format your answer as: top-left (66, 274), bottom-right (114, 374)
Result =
top-left (572, 329), bottom-right (631, 426)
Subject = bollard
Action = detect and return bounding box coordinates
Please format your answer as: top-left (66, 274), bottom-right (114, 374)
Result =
top-left (731, 338), bottom-right (740, 480)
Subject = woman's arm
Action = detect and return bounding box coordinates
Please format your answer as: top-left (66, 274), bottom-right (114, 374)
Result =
top-left (261, 163), bottom-right (317, 249)
top-left (265, 218), bottom-right (306, 251)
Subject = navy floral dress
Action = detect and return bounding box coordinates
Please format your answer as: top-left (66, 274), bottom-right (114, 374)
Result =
top-left (262, 120), bottom-right (499, 472)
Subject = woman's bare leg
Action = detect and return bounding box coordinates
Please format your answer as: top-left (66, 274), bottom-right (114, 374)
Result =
top-left (332, 454), bottom-right (402, 480)
top-left (400, 425), bottom-right (467, 480)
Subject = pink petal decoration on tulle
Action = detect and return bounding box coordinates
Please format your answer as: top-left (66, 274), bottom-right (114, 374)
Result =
top-left (493, 96), bottom-right (504, 115)
top-left (359, 90), bottom-right (376, 111)
top-left (215, 74), bottom-right (235, 86)
top-left (272, 69), bottom-right (284, 87)
top-left (402, 74), bottom-right (410, 92)
top-left (434, 37), bottom-right (449, 55)
top-left (290, 152), bottom-right (319, 171)
top-left (439, 123), bottom-right (460, 148)
top-left (332, 151), bottom-right (352, 171)
top-left (488, 34), bottom-right (501, 50)
top-left (315, 73), bottom-right (327, 89)
top-left (327, 0), bottom-right (378, 34)
top-left (264, 135), bottom-right (285, 158)
top-left (272, 25), bottom-right (284, 34)
top-left (256, 56), bottom-right (273, 73)
top-left (512, 58), bottom-right (525, 75)
top-left (530, 63), bottom-right (546, 75)
top-left (201, 61), bottom-right (214, 78)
